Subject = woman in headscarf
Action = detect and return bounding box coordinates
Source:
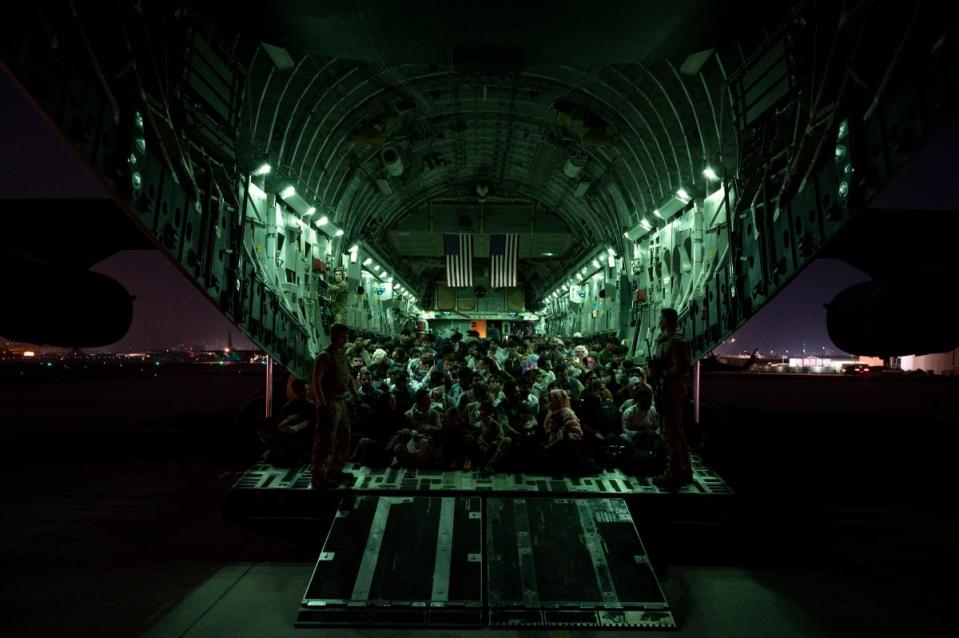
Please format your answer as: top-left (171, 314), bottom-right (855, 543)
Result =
top-left (544, 389), bottom-right (583, 445)
top-left (542, 389), bottom-right (598, 477)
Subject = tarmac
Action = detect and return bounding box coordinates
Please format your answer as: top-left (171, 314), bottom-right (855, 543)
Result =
top-left (1, 368), bottom-right (957, 636)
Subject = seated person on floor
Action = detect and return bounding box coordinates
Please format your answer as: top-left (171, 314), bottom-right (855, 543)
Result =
top-left (463, 399), bottom-right (512, 473)
top-left (355, 368), bottom-right (382, 409)
top-left (426, 370), bottom-right (456, 413)
top-left (406, 388), bottom-right (443, 435)
top-left (618, 374), bottom-right (647, 414)
top-left (621, 383), bottom-right (660, 441)
top-left (352, 391), bottom-right (409, 467)
top-left (392, 389), bottom-right (444, 468)
top-left (543, 388), bottom-right (599, 476)
top-left (390, 371), bottom-right (415, 413)
top-left (619, 383), bottom-right (666, 476)
top-left (552, 362), bottom-right (585, 401)
top-left (261, 376), bottom-right (316, 467)
top-left (505, 401), bottom-right (546, 473)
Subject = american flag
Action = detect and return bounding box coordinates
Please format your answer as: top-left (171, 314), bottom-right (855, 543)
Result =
top-left (490, 233), bottom-right (519, 288)
top-left (443, 233), bottom-right (474, 287)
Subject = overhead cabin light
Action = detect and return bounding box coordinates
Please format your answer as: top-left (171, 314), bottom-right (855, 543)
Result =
top-left (607, 247), bottom-right (616, 255)
top-left (253, 162), bottom-right (271, 176)
top-left (652, 209), bottom-right (662, 219)
top-left (622, 231), bottom-right (630, 239)
top-left (592, 259), bottom-right (601, 269)
top-left (349, 244), bottom-right (358, 253)
top-left (317, 216), bottom-right (329, 226)
top-left (608, 253), bottom-right (616, 267)
top-left (373, 264), bottom-right (380, 271)
top-left (279, 185), bottom-right (296, 199)
top-left (334, 229), bottom-right (344, 237)
top-left (702, 167), bottom-right (720, 182)
top-left (387, 276), bottom-right (393, 282)
top-left (363, 257), bottom-right (373, 266)
top-left (305, 206), bottom-right (316, 216)
top-left (641, 218), bottom-right (652, 230)
top-left (676, 188), bottom-right (691, 202)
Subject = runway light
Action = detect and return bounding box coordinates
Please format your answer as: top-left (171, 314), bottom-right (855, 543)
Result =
top-left (317, 216), bottom-right (329, 226)
top-left (305, 206), bottom-right (316, 216)
top-left (334, 229), bottom-right (344, 237)
top-left (279, 185), bottom-right (296, 199)
top-left (677, 188), bottom-right (690, 201)
top-left (362, 258), bottom-right (372, 266)
top-left (253, 162), bottom-right (271, 176)
top-left (703, 167), bottom-right (719, 182)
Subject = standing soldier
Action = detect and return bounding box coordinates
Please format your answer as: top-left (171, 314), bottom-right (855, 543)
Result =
top-left (329, 267), bottom-right (349, 324)
top-left (648, 308), bottom-right (693, 488)
top-left (311, 323), bottom-right (360, 490)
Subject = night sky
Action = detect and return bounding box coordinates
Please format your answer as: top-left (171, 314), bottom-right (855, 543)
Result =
top-left (1, 69), bottom-right (864, 355)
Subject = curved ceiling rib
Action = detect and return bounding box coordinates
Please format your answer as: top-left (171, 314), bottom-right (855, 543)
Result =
top-left (238, 39), bottom-right (738, 299)
top-left (637, 63), bottom-right (697, 182)
top-left (285, 57), bottom-right (342, 169)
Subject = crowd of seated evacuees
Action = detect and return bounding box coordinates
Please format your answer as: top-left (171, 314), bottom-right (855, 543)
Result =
top-left (260, 329), bottom-right (668, 478)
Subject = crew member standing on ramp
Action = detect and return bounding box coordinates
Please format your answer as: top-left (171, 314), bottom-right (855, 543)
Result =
top-left (649, 308), bottom-right (693, 488)
top-left (311, 323), bottom-right (360, 490)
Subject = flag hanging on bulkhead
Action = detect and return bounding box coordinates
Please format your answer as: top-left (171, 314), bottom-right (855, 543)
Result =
top-left (489, 233), bottom-right (519, 288)
top-left (444, 233), bottom-right (474, 287)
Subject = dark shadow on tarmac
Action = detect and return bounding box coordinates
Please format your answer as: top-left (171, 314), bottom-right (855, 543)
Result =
top-left (1, 368), bottom-right (957, 636)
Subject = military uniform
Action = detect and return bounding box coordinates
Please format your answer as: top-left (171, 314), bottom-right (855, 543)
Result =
top-left (329, 280), bottom-right (349, 324)
top-left (312, 345), bottom-right (353, 485)
top-left (652, 331), bottom-right (693, 482)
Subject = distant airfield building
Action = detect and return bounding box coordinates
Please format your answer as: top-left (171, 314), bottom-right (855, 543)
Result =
top-left (898, 348), bottom-right (959, 376)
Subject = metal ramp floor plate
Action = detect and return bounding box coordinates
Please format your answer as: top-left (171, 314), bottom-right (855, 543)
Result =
top-left (487, 497), bottom-right (675, 630)
top-left (298, 495), bottom-right (674, 630)
top-left (297, 496), bottom-right (483, 628)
